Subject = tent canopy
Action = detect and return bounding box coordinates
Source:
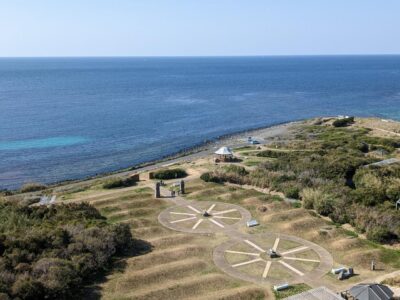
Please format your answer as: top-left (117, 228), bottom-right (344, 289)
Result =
top-left (349, 284), bottom-right (393, 300)
top-left (215, 147), bottom-right (233, 156)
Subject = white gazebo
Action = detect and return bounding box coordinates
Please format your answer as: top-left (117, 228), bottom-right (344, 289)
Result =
top-left (214, 147), bottom-right (233, 162)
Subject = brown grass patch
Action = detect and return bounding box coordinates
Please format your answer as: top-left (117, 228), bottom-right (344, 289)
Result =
top-left (107, 207), bottom-right (157, 219)
top-left (120, 217), bottom-right (156, 228)
top-left (115, 258), bottom-right (209, 292)
top-left (343, 249), bottom-right (382, 268)
top-left (100, 199), bottom-right (162, 215)
top-left (329, 237), bottom-right (364, 251)
top-left (89, 192), bottom-right (152, 207)
top-left (382, 275), bottom-right (400, 287)
top-left (280, 216), bottom-right (325, 232)
top-left (126, 245), bottom-right (210, 270)
top-left (122, 274), bottom-right (236, 300)
top-left (242, 197), bottom-right (265, 206)
top-left (262, 209), bottom-right (308, 223)
top-left (265, 201), bottom-right (292, 211)
top-left (188, 286), bottom-right (267, 300)
top-left (147, 233), bottom-right (196, 248)
top-left (132, 226), bottom-right (170, 237)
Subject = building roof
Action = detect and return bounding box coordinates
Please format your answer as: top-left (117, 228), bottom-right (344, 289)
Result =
top-left (215, 147), bottom-right (233, 155)
top-left (349, 284), bottom-right (393, 300)
top-left (284, 286), bottom-right (343, 300)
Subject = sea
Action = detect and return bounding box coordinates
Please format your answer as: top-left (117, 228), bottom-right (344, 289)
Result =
top-left (1, 56), bottom-right (400, 190)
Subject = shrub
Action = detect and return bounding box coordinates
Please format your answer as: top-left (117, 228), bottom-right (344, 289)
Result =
top-left (257, 150), bottom-right (289, 158)
top-left (153, 168), bottom-right (187, 180)
top-left (223, 165), bottom-right (248, 176)
top-left (332, 116), bottom-right (354, 127)
top-left (314, 196), bottom-right (335, 216)
top-left (0, 199), bottom-right (135, 299)
top-left (200, 166), bottom-right (248, 185)
top-left (20, 182), bottom-right (47, 193)
top-left (285, 187), bottom-right (300, 199)
top-left (200, 172), bottom-right (222, 183)
top-left (11, 275), bottom-right (44, 300)
top-left (300, 188), bottom-right (323, 209)
top-left (103, 177), bottom-right (137, 189)
top-left (366, 226), bottom-right (394, 243)
top-left (217, 165), bottom-right (249, 185)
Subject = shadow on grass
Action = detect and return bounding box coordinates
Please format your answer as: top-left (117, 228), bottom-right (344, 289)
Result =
top-left (82, 238), bottom-right (153, 300)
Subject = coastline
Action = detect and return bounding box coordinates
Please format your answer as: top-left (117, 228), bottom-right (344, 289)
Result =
top-left (39, 119), bottom-right (300, 193)
top-left (6, 115), bottom-right (400, 193)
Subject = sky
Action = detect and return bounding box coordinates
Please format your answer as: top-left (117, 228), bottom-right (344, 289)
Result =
top-left (1, 0), bottom-right (400, 57)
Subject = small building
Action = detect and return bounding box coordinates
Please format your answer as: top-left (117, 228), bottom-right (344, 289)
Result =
top-left (284, 286), bottom-right (343, 300)
top-left (214, 147), bottom-right (234, 162)
top-left (346, 283), bottom-right (394, 300)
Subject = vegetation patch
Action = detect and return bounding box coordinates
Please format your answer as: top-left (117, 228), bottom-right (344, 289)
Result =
top-left (332, 116), bottom-right (355, 127)
top-left (0, 199), bottom-right (136, 299)
top-left (204, 124), bottom-right (400, 243)
top-left (382, 275), bottom-right (400, 287)
top-left (153, 168), bottom-right (187, 180)
top-left (20, 182), bottom-right (47, 193)
top-left (103, 176), bottom-right (138, 189)
top-left (200, 165), bottom-right (248, 185)
top-left (257, 149), bottom-right (291, 159)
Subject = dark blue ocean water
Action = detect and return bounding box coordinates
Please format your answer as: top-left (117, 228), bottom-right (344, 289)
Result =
top-left (1, 56), bottom-right (400, 189)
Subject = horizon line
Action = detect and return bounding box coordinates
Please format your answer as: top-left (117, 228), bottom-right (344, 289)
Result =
top-left (1, 53), bottom-right (400, 59)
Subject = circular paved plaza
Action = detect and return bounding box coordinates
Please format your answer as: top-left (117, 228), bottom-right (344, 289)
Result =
top-left (158, 196), bottom-right (333, 286)
top-left (158, 201), bottom-right (251, 234)
top-left (213, 233), bottom-right (333, 285)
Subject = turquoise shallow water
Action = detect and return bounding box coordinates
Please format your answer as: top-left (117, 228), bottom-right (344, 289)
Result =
top-left (0, 56), bottom-right (399, 189)
top-left (0, 137), bottom-right (87, 151)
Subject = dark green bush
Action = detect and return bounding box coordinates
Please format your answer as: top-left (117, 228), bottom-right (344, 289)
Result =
top-left (223, 165), bottom-right (248, 176)
top-left (20, 182), bottom-right (47, 193)
top-left (283, 186), bottom-right (300, 199)
top-left (314, 197), bottom-right (335, 216)
top-left (0, 199), bottom-right (135, 299)
top-left (103, 177), bottom-right (137, 189)
top-left (199, 165), bottom-right (249, 185)
top-left (153, 168), bottom-right (187, 180)
top-left (257, 150), bottom-right (290, 158)
top-left (367, 226), bottom-right (394, 243)
top-left (332, 117), bottom-right (354, 127)
top-left (200, 172), bottom-right (222, 183)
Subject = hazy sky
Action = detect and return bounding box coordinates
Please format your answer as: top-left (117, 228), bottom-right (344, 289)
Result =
top-left (1, 0), bottom-right (400, 56)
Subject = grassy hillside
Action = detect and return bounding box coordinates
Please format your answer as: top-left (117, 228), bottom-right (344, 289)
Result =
top-left (206, 123), bottom-right (400, 243)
